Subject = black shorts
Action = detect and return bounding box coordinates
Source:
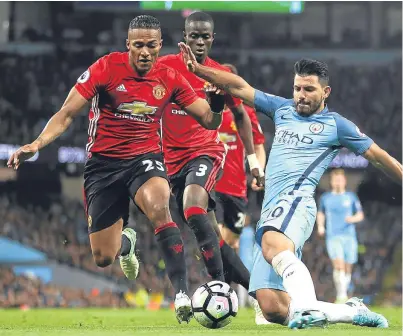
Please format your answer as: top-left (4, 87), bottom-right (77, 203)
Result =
top-left (83, 152), bottom-right (168, 233)
top-left (215, 191), bottom-right (248, 235)
top-left (169, 156), bottom-right (223, 216)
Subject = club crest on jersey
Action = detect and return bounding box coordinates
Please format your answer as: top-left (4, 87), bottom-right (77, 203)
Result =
top-left (309, 122), bottom-right (324, 134)
top-left (117, 101), bottom-right (157, 115)
top-left (153, 85), bottom-right (166, 100)
top-left (230, 121), bottom-right (237, 132)
top-left (77, 70), bottom-right (90, 84)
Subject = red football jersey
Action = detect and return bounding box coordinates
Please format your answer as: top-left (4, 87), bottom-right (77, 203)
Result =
top-left (215, 105), bottom-right (265, 198)
top-left (158, 53), bottom-right (242, 176)
top-left (74, 52), bottom-right (198, 159)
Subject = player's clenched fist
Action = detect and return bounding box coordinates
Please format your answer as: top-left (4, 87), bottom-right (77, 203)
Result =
top-left (251, 176), bottom-right (264, 191)
top-left (7, 143), bottom-right (39, 170)
top-left (250, 170), bottom-right (265, 191)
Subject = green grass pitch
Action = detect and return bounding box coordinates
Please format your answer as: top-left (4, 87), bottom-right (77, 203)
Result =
top-left (0, 307), bottom-right (401, 336)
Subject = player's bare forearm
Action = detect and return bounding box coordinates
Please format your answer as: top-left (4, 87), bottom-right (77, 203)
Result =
top-left (194, 64), bottom-right (255, 107)
top-left (316, 211), bottom-right (325, 234)
top-left (32, 88), bottom-right (87, 149)
top-left (230, 104), bottom-right (255, 155)
top-left (363, 143), bottom-right (402, 185)
top-left (346, 211), bottom-right (364, 224)
top-left (184, 98), bottom-right (223, 130)
top-left (254, 144), bottom-right (266, 170)
top-left (206, 111), bottom-right (223, 130)
top-left (32, 112), bottom-right (74, 150)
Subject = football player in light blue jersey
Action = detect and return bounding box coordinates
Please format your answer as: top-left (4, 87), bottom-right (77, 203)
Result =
top-left (179, 42), bottom-right (402, 329)
top-left (317, 169), bottom-right (364, 303)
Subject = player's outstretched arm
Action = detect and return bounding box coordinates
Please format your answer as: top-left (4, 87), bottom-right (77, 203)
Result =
top-left (179, 42), bottom-right (255, 107)
top-left (7, 87), bottom-right (87, 169)
top-left (363, 143), bottom-right (402, 185)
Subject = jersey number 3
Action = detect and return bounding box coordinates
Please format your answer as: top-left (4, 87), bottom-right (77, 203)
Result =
top-left (196, 164), bottom-right (208, 177)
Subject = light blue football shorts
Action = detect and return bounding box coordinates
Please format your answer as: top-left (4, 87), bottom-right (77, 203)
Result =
top-left (326, 235), bottom-right (358, 264)
top-left (249, 192), bottom-right (316, 294)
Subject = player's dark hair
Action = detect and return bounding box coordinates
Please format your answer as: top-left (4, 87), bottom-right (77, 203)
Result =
top-left (185, 11), bottom-right (214, 31)
top-left (294, 59), bottom-right (329, 85)
top-left (223, 63), bottom-right (238, 75)
top-left (129, 15), bottom-right (161, 31)
top-left (331, 168), bottom-right (345, 176)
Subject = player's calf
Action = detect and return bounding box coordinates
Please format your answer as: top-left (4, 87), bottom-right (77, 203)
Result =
top-left (182, 184), bottom-right (225, 282)
top-left (256, 288), bottom-right (290, 325)
top-left (206, 212), bottom-right (252, 295)
top-left (136, 177), bottom-right (190, 297)
top-left (184, 205), bottom-right (225, 281)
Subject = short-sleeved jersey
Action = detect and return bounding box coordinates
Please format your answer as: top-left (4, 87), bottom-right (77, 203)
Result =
top-left (319, 191), bottom-right (362, 238)
top-left (74, 52), bottom-right (198, 159)
top-left (215, 105), bottom-right (265, 198)
top-left (158, 53), bottom-right (242, 175)
top-left (254, 90), bottom-right (374, 205)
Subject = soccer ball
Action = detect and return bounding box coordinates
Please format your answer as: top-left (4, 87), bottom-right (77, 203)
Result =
top-left (191, 280), bottom-right (238, 329)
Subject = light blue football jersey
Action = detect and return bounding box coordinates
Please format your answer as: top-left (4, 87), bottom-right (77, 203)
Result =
top-left (254, 90), bottom-right (374, 206)
top-left (319, 191), bottom-right (363, 238)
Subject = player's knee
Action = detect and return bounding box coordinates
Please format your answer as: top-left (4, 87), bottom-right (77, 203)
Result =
top-left (224, 236), bottom-right (238, 250)
top-left (332, 259), bottom-right (344, 270)
top-left (183, 185), bottom-right (208, 210)
top-left (92, 251), bottom-right (114, 268)
top-left (147, 202), bottom-right (171, 225)
top-left (261, 231), bottom-right (294, 264)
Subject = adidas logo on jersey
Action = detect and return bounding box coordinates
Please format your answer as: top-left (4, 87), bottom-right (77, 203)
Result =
top-left (116, 84), bottom-right (127, 92)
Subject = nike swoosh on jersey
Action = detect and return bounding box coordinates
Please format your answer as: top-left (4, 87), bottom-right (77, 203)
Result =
top-left (280, 114), bottom-right (293, 120)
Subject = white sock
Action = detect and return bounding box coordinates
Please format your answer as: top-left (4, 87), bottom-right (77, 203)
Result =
top-left (333, 269), bottom-right (341, 297)
top-left (345, 272), bottom-right (352, 295)
top-left (333, 269), bottom-right (347, 300)
top-left (315, 300), bottom-right (357, 324)
top-left (237, 284), bottom-right (248, 308)
top-left (272, 250), bottom-right (317, 310)
top-left (283, 299), bottom-right (297, 326)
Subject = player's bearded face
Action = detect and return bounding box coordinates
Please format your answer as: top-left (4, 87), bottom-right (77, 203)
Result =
top-left (184, 21), bottom-right (214, 63)
top-left (126, 29), bottom-right (162, 75)
top-left (293, 75), bottom-right (330, 116)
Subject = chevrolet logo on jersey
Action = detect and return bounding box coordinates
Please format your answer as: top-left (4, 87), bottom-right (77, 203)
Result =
top-left (117, 101), bottom-right (157, 115)
top-left (219, 132), bottom-right (237, 144)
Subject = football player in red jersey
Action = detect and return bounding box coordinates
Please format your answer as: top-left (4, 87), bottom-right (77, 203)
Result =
top-left (158, 12), bottom-right (264, 288)
top-left (7, 15), bottom-right (226, 324)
